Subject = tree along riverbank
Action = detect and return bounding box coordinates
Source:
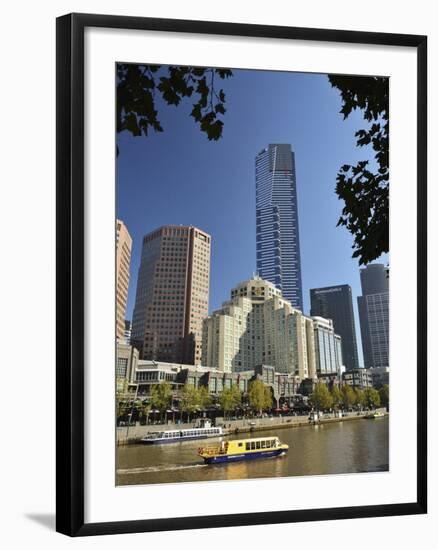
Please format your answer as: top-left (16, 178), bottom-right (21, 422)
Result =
top-left (117, 408), bottom-right (388, 445)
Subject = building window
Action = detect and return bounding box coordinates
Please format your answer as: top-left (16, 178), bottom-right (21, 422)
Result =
top-left (116, 358), bottom-right (128, 378)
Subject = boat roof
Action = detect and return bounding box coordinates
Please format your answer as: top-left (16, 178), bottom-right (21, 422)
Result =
top-left (162, 426), bottom-right (220, 432)
top-left (229, 436), bottom-right (280, 444)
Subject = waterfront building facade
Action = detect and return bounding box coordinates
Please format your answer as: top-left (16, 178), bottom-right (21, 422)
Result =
top-left (368, 366), bottom-right (390, 389)
top-left (131, 225), bottom-right (211, 365)
top-left (134, 359), bottom-right (182, 396)
top-left (342, 368), bottom-right (373, 390)
top-left (202, 276), bottom-right (316, 378)
top-left (131, 360), bottom-right (303, 407)
top-left (116, 220), bottom-right (132, 341)
top-left (317, 372), bottom-right (342, 391)
top-left (255, 144), bottom-right (303, 310)
top-left (312, 316), bottom-right (344, 375)
top-left (116, 341), bottom-right (139, 393)
top-left (310, 284), bottom-right (359, 371)
top-left (357, 264), bottom-right (389, 368)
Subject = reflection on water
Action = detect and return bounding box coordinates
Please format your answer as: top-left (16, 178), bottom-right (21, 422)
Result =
top-left (116, 417), bottom-right (389, 486)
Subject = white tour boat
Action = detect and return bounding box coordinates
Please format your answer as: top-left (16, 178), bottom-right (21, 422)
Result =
top-left (141, 421), bottom-right (223, 444)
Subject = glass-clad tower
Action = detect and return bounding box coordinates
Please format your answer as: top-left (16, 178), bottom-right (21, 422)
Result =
top-left (357, 264), bottom-right (389, 368)
top-left (255, 144), bottom-right (303, 310)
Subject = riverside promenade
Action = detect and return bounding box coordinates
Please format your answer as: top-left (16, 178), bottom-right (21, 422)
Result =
top-left (117, 409), bottom-right (387, 445)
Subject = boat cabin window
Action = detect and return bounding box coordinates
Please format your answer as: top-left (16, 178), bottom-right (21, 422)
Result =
top-left (251, 442), bottom-right (256, 450)
top-left (238, 442), bottom-right (243, 447)
top-left (261, 441), bottom-right (266, 448)
top-left (245, 442), bottom-right (250, 450)
top-left (256, 441), bottom-right (261, 449)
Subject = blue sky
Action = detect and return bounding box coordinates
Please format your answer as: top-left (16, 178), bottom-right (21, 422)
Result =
top-left (117, 68), bottom-right (388, 367)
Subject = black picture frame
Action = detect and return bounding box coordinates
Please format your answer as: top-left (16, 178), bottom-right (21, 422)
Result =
top-left (56, 12), bottom-right (427, 537)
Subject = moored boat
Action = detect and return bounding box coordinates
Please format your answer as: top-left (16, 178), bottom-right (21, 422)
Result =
top-left (141, 425), bottom-right (223, 444)
top-left (198, 436), bottom-right (288, 464)
top-left (365, 411), bottom-right (385, 419)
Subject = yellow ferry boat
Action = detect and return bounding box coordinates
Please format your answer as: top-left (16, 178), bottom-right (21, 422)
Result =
top-left (365, 411), bottom-right (385, 419)
top-left (198, 436), bottom-right (288, 464)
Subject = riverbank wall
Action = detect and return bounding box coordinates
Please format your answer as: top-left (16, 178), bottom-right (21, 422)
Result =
top-left (117, 409), bottom-right (388, 445)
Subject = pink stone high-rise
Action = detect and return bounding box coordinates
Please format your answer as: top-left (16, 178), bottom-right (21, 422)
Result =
top-left (116, 220), bottom-right (132, 341)
top-left (131, 226), bottom-right (211, 365)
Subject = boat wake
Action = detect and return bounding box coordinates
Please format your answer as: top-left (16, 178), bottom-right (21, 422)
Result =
top-left (117, 463), bottom-right (207, 475)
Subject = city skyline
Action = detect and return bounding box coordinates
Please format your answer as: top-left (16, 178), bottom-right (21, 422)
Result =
top-left (117, 68), bottom-right (389, 367)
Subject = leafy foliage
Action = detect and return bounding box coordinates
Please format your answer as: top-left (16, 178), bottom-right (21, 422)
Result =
top-left (363, 387), bottom-right (381, 408)
top-left (354, 388), bottom-right (366, 408)
top-left (310, 382), bottom-right (333, 411)
top-left (180, 385), bottom-right (212, 420)
top-left (379, 384), bottom-right (389, 409)
top-left (149, 381), bottom-right (172, 412)
top-left (197, 386), bottom-right (212, 410)
top-left (117, 64), bottom-right (233, 149)
top-left (330, 384), bottom-right (343, 409)
top-left (115, 396), bottom-right (126, 419)
top-left (180, 386), bottom-right (200, 417)
top-left (248, 379), bottom-right (272, 414)
top-left (219, 385), bottom-right (242, 419)
top-left (329, 75), bottom-right (389, 265)
top-left (139, 402), bottom-right (151, 422)
top-left (341, 384), bottom-right (356, 409)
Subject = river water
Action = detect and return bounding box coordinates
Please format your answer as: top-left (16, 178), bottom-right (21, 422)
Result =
top-left (116, 417), bottom-right (388, 486)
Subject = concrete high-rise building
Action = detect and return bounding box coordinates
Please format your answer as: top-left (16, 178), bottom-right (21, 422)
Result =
top-left (131, 225), bottom-right (211, 365)
top-left (312, 316), bottom-right (344, 375)
top-left (116, 220), bottom-right (132, 341)
top-left (202, 276), bottom-right (316, 378)
top-left (116, 341), bottom-right (139, 393)
top-left (310, 284), bottom-right (359, 371)
top-left (255, 144), bottom-right (303, 310)
top-left (357, 264), bottom-right (389, 368)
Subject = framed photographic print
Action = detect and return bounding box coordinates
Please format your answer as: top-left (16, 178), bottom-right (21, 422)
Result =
top-left (56, 13), bottom-right (427, 536)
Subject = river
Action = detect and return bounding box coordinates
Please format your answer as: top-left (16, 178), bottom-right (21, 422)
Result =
top-left (116, 416), bottom-right (389, 486)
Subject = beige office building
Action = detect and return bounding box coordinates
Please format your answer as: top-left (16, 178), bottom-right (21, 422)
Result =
top-left (202, 276), bottom-right (316, 378)
top-left (116, 220), bottom-right (132, 341)
top-left (132, 225), bottom-right (211, 365)
top-left (116, 341), bottom-right (139, 393)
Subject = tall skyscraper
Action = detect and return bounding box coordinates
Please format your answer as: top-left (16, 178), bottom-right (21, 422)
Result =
top-left (310, 284), bottom-right (359, 371)
top-left (131, 225), bottom-right (211, 365)
top-left (255, 144), bottom-right (303, 310)
top-left (202, 276), bottom-right (316, 378)
top-left (116, 220), bottom-right (132, 341)
top-left (357, 264), bottom-right (389, 368)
